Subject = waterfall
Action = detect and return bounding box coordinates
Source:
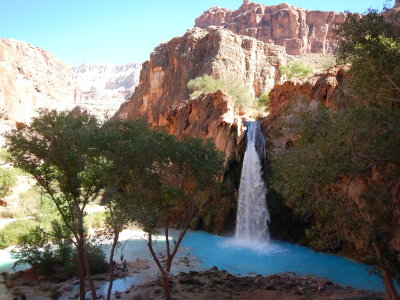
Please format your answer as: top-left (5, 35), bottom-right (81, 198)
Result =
top-left (235, 121), bottom-right (270, 245)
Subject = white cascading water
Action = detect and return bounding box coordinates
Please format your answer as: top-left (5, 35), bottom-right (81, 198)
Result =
top-left (235, 121), bottom-right (270, 246)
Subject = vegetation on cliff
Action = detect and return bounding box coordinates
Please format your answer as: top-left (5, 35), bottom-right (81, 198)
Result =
top-left (270, 8), bottom-right (400, 300)
top-left (188, 74), bottom-right (270, 111)
top-left (280, 60), bottom-right (314, 79)
top-left (188, 74), bottom-right (253, 108)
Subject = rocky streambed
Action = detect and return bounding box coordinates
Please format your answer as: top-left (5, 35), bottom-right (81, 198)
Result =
top-left (121, 268), bottom-right (385, 300)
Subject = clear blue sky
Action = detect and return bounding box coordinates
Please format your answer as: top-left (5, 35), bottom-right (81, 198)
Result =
top-left (0, 0), bottom-right (393, 65)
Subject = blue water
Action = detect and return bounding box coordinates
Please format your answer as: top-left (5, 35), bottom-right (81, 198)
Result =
top-left (182, 231), bottom-right (388, 293)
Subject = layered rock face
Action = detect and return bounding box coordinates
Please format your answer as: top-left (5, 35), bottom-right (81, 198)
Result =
top-left (166, 90), bottom-right (246, 159)
top-left (73, 63), bottom-right (142, 119)
top-left (195, 1), bottom-right (346, 55)
top-left (267, 65), bottom-right (349, 117)
top-left (115, 27), bottom-right (287, 145)
top-left (0, 39), bottom-right (77, 123)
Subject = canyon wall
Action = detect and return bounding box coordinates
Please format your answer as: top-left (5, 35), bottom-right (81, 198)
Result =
top-left (195, 1), bottom-right (346, 55)
top-left (115, 27), bottom-right (287, 157)
top-left (0, 39), bottom-right (77, 123)
top-left (73, 63), bottom-right (141, 119)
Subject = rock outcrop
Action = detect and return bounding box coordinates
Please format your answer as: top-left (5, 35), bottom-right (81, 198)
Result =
top-left (0, 39), bottom-right (77, 123)
top-left (115, 27), bottom-right (287, 150)
top-left (166, 90), bottom-right (246, 159)
top-left (267, 65), bottom-right (349, 117)
top-left (195, 1), bottom-right (346, 55)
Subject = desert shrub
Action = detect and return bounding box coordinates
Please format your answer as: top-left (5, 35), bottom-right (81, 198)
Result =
top-left (85, 210), bottom-right (106, 230)
top-left (256, 92), bottom-right (270, 111)
top-left (321, 56), bottom-right (336, 69)
top-left (85, 242), bottom-right (108, 274)
top-left (281, 60), bottom-right (314, 79)
top-left (12, 225), bottom-right (108, 277)
top-left (0, 186), bottom-right (42, 218)
top-left (0, 168), bottom-right (16, 200)
top-left (0, 219), bottom-right (37, 249)
top-left (188, 74), bottom-right (253, 107)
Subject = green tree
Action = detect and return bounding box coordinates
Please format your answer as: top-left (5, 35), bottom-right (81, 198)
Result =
top-left (5, 109), bottom-right (105, 300)
top-left (335, 9), bottom-right (400, 105)
top-left (102, 119), bottom-right (224, 300)
top-left (271, 8), bottom-right (400, 300)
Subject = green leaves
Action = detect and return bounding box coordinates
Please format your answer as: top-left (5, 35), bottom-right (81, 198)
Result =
top-left (335, 9), bottom-right (400, 105)
top-left (187, 74), bottom-right (254, 108)
top-left (101, 119), bottom-right (224, 232)
top-left (280, 60), bottom-right (314, 79)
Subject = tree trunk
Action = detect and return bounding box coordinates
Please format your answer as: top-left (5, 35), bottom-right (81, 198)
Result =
top-left (148, 233), bottom-right (172, 300)
top-left (77, 244), bottom-right (86, 300)
top-left (82, 245), bottom-right (98, 300)
top-left (106, 231), bottom-right (119, 300)
top-left (372, 242), bottom-right (399, 300)
top-left (161, 274), bottom-right (172, 300)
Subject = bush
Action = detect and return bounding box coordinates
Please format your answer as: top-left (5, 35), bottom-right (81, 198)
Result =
top-left (256, 92), bottom-right (270, 111)
top-left (0, 219), bottom-right (37, 249)
top-left (0, 167), bottom-right (16, 200)
top-left (281, 60), bottom-right (314, 79)
top-left (85, 242), bottom-right (108, 274)
top-left (0, 186), bottom-right (42, 218)
top-left (321, 56), bottom-right (336, 69)
top-left (12, 225), bottom-right (108, 277)
top-left (188, 74), bottom-right (253, 107)
top-left (85, 211), bottom-right (106, 230)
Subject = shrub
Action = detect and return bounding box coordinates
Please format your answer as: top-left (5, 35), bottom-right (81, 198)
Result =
top-left (0, 219), bottom-right (36, 249)
top-left (188, 74), bottom-right (253, 107)
top-left (12, 225), bottom-right (108, 277)
top-left (85, 242), bottom-right (108, 274)
top-left (0, 167), bottom-right (16, 200)
top-left (281, 60), bottom-right (314, 79)
top-left (321, 56), bottom-right (336, 69)
top-left (256, 92), bottom-right (270, 111)
top-left (85, 211), bottom-right (106, 230)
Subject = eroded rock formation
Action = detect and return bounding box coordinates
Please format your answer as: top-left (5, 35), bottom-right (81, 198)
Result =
top-left (115, 27), bottom-right (287, 153)
top-left (0, 38), bottom-right (77, 123)
top-left (166, 90), bottom-right (246, 159)
top-left (195, 1), bottom-right (346, 55)
top-left (267, 65), bottom-right (349, 117)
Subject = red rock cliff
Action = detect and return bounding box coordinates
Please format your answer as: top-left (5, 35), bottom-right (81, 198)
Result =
top-left (115, 27), bottom-right (287, 157)
top-left (195, 1), bottom-right (346, 55)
